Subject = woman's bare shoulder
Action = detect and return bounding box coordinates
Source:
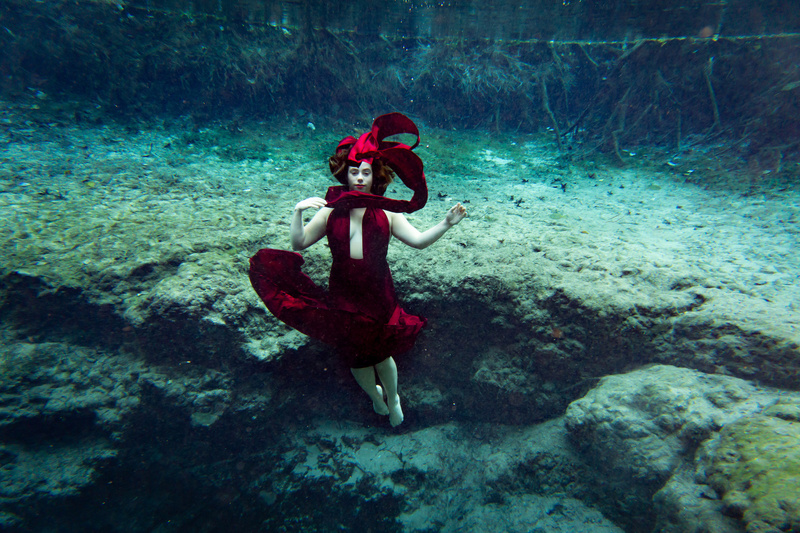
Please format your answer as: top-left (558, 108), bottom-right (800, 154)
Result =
top-left (383, 209), bottom-right (404, 225)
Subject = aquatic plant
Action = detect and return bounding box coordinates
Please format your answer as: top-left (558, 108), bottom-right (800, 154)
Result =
top-left (2, 0), bottom-right (798, 173)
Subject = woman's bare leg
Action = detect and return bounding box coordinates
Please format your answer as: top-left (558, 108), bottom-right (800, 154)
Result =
top-left (375, 357), bottom-right (403, 427)
top-left (351, 366), bottom-right (390, 415)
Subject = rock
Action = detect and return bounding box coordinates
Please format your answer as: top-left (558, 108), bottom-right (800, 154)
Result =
top-left (699, 400), bottom-right (800, 533)
top-left (652, 465), bottom-right (743, 533)
top-left (252, 418), bottom-right (622, 532)
top-left (0, 341), bottom-right (135, 513)
top-left (564, 364), bottom-right (800, 532)
top-left (406, 493), bottom-right (624, 533)
top-left (565, 365), bottom-right (771, 484)
top-left (0, 341), bottom-right (147, 433)
top-left (0, 337), bottom-right (247, 522)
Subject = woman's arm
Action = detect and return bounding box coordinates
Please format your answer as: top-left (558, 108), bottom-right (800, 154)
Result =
top-left (390, 203), bottom-right (467, 249)
top-left (290, 197), bottom-right (331, 251)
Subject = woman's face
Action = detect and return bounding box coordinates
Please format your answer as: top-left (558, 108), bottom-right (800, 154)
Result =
top-left (347, 161), bottom-right (373, 194)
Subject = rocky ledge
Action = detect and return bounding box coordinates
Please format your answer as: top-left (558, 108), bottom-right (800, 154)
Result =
top-left (1, 103), bottom-right (799, 531)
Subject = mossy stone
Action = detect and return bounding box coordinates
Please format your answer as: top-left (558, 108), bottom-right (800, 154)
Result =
top-left (705, 404), bottom-right (800, 531)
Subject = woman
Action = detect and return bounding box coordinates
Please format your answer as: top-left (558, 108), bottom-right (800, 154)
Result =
top-left (249, 113), bottom-right (466, 427)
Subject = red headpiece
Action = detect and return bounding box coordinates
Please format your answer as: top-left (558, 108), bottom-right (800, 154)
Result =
top-left (326, 113), bottom-right (428, 213)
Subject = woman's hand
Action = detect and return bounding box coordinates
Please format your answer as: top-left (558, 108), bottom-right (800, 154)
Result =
top-left (445, 202), bottom-right (467, 226)
top-left (390, 202), bottom-right (467, 249)
top-left (294, 197), bottom-right (327, 212)
top-left (291, 197), bottom-right (331, 251)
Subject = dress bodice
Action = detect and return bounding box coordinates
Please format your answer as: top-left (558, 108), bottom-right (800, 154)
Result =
top-left (326, 207), bottom-right (390, 265)
top-left (249, 204), bottom-right (425, 369)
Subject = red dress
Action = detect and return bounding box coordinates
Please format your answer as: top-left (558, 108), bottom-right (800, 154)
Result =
top-left (249, 205), bottom-right (426, 368)
top-left (249, 112), bottom-right (429, 368)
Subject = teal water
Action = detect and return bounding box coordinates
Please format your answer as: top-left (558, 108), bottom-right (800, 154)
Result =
top-left (1, 1), bottom-right (799, 531)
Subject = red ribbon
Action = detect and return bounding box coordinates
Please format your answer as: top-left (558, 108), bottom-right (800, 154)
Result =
top-left (330, 113), bottom-right (428, 213)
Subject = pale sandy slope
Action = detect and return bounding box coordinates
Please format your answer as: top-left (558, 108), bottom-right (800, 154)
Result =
top-left (1, 104), bottom-right (797, 372)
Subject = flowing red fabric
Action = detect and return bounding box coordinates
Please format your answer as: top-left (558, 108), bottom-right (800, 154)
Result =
top-left (332, 112), bottom-right (428, 214)
top-left (249, 208), bottom-right (426, 368)
top-left (248, 113), bottom-right (429, 367)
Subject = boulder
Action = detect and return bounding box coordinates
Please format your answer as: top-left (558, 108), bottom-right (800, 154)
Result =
top-left (564, 364), bottom-right (797, 532)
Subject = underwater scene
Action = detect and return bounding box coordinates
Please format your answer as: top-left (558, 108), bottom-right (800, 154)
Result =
top-left (1, 0), bottom-right (799, 531)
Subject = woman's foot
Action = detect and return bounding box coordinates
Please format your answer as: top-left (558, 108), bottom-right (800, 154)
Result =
top-left (373, 385), bottom-right (390, 415)
top-left (387, 394), bottom-right (404, 427)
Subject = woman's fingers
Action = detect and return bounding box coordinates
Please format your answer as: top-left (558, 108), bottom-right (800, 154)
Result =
top-left (299, 197), bottom-right (327, 210)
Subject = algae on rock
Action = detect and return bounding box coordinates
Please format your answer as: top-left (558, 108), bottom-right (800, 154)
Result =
top-left (702, 401), bottom-right (800, 533)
